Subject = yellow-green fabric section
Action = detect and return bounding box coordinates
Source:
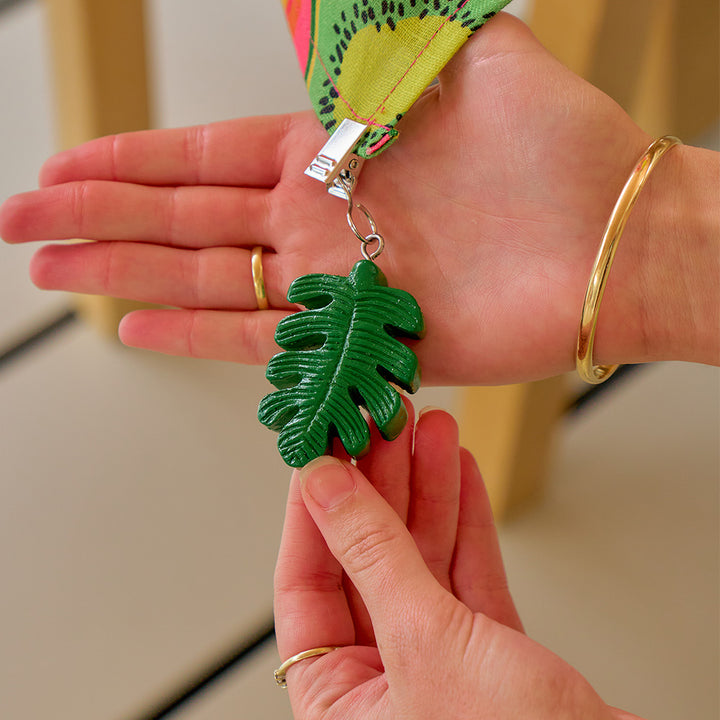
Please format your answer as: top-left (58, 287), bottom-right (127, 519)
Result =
top-left (333, 16), bottom-right (467, 129)
top-left (291, 0), bottom-right (512, 157)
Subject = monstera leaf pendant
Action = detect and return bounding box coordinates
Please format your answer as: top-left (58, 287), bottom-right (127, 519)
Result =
top-left (258, 259), bottom-right (425, 468)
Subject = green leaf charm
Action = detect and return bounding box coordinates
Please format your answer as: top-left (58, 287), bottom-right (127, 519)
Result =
top-left (258, 260), bottom-right (425, 468)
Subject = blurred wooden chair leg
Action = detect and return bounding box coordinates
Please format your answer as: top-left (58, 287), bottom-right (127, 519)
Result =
top-left (459, 376), bottom-right (567, 522)
top-left (531, 0), bottom-right (719, 139)
top-left (43, 0), bottom-right (152, 337)
top-left (630, 0), bottom-right (719, 140)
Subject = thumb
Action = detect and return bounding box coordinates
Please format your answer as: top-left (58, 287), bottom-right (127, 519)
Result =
top-left (299, 456), bottom-right (446, 645)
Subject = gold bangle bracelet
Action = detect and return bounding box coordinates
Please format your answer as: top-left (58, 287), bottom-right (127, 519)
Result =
top-left (576, 135), bottom-right (682, 384)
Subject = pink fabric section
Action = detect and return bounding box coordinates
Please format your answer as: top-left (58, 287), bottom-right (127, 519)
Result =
top-left (285, 0), bottom-right (312, 73)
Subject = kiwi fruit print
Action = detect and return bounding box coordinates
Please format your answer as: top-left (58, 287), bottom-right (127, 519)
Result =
top-left (282, 0), bottom-right (512, 157)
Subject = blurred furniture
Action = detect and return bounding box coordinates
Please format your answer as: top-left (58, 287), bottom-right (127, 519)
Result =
top-left (44, 0), bottom-right (718, 520)
top-left (44, 0), bottom-right (152, 333)
top-left (531, 0), bottom-right (719, 141)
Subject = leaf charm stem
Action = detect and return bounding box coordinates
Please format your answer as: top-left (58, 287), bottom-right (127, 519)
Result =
top-left (258, 260), bottom-right (425, 468)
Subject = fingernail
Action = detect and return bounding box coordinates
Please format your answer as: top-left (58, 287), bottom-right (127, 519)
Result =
top-left (300, 456), bottom-right (357, 510)
top-left (418, 405), bottom-right (444, 418)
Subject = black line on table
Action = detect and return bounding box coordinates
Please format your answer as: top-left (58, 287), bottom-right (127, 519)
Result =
top-left (0, 309), bottom-right (78, 371)
top-left (129, 620), bottom-right (276, 720)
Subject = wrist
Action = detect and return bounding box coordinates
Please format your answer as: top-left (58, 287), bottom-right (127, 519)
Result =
top-left (593, 142), bottom-right (720, 367)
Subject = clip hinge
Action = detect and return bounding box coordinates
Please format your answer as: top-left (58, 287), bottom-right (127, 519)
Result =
top-left (305, 119), bottom-right (369, 199)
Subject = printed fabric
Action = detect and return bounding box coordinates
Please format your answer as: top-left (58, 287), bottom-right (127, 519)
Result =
top-left (281, 0), bottom-right (512, 157)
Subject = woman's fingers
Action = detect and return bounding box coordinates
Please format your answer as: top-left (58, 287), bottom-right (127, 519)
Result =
top-left (38, 114), bottom-right (309, 189)
top-left (356, 397), bottom-right (415, 523)
top-left (274, 471), bottom-right (356, 663)
top-left (30, 243), bottom-right (295, 311)
top-left (346, 398), bottom-right (416, 645)
top-left (452, 448), bottom-right (523, 631)
top-left (0, 181), bottom-right (273, 249)
top-left (407, 409), bottom-right (461, 591)
top-left (298, 457), bottom-right (451, 665)
top-left (118, 308), bottom-right (289, 365)
top-left (31, 241), bottom-right (297, 364)
top-left (274, 471), bottom-right (388, 711)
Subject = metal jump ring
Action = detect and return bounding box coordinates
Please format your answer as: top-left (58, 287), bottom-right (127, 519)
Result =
top-left (346, 201), bottom-right (377, 244)
top-left (361, 233), bottom-right (385, 261)
top-left (338, 175), bottom-right (384, 261)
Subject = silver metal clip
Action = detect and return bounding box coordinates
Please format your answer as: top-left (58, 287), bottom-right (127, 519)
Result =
top-left (305, 118), bottom-right (369, 199)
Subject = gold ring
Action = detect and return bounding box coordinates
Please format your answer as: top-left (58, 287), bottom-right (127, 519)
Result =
top-left (251, 246), bottom-right (269, 310)
top-left (274, 646), bottom-right (344, 688)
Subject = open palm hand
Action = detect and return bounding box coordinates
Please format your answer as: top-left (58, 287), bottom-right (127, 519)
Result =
top-left (0, 14), bottom-right (649, 384)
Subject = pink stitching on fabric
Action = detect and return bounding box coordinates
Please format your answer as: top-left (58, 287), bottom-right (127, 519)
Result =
top-left (310, 0), bottom-right (480, 152)
top-left (367, 132), bottom-right (393, 155)
top-left (368, 0), bottom-right (471, 123)
top-left (365, 1), bottom-right (474, 156)
top-left (309, 35), bottom-right (392, 133)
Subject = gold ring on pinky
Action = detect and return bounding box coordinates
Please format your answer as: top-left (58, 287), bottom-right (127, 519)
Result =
top-left (274, 646), bottom-right (344, 688)
top-left (251, 246), bottom-right (269, 310)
